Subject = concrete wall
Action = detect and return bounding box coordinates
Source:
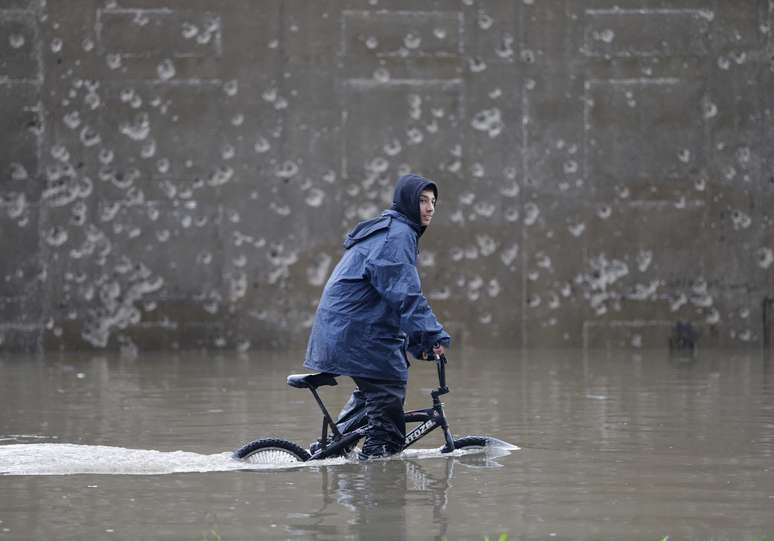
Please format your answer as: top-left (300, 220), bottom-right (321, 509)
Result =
top-left (1, 0), bottom-right (772, 354)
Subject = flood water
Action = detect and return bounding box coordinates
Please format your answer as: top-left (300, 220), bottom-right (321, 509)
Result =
top-left (1, 349), bottom-right (773, 540)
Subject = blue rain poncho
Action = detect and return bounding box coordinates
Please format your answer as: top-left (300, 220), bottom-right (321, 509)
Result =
top-left (304, 174), bottom-right (451, 382)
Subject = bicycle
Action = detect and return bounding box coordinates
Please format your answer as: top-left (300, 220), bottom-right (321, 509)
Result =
top-left (233, 353), bottom-right (490, 463)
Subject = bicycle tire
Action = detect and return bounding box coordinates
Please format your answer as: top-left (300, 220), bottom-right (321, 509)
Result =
top-left (233, 438), bottom-right (311, 464)
top-left (453, 436), bottom-right (489, 450)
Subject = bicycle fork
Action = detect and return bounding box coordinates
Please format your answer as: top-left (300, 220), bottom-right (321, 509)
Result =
top-left (433, 392), bottom-right (456, 453)
top-left (404, 391), bottom-right (455, 453)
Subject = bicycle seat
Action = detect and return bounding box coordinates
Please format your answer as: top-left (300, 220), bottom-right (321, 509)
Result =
top-left (287, 372), bottom-right (338, 389)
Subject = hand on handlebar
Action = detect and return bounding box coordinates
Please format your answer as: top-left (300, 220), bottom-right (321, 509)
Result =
top-left (421, 343), bottom-right (446, 360)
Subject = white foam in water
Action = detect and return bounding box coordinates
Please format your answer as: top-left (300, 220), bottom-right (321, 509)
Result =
top-left (0, 444), bottom-right (248, 476)
top-left (0, 438), bottom-right (519, 476)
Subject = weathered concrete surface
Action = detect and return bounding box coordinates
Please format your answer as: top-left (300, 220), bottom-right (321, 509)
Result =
top-left (0, 0), bottom-right (772, 354)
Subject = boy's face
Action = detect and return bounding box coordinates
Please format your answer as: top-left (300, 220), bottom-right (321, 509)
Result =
top-left (419, 189), bottom-right (436, 226)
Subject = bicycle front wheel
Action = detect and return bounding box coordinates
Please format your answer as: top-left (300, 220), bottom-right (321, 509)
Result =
top-left (453, 436), bottom-right (489, 451)
top-left (233, 438), bottom-right (311, 464)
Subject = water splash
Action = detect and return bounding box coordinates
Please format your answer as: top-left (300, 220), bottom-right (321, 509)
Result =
top-left (0, 437), bottom-right (518, 476)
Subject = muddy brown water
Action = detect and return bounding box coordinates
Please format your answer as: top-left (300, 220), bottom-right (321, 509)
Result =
top-left (1, 349), bottom-right (773, 540)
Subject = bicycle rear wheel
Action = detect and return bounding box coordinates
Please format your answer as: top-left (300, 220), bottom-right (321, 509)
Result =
top-left (233, 438), bottom-right (311, 464)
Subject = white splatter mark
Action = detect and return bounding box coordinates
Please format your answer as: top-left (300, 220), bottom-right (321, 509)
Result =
top-left (98, 148), bottom-right (114, 165)
top-left (568, 222), bottom-right (586, 237)
top-left (500, 181), bottom-right (519, 198)
top-left (9, 34), bottom-right (25, 48)
top-left (51, 144), bottom-right (70, 162)
top-left (468, 57), bottom-right (487, 73)
top-left (418, 251), bottom-right (435, 267)
top-left (384, 139), bottom-right (402, 156)
top-left (407, 127), bottom-right (424, 144)
top-left (207, 166), bottom-right (233, 187)
top-left (628, 280), bottom-right (661, 300)
top-left (523, 202), bottom-right (540, 225)
top-left (669, 293), bottom-right (687, 312)
top-left (305, 188), bottom-right (325, 207)
top-left (228, 271), bottom-right (247, 302)
top-left (636, 250), bottom-right (653, 272)
top-left (307, 253), bottom-right (332, 286)
top-left (45, 227), bottom-right (68, 247)
top-left (182, 22), bottom-right (198, 39)
top-left (730, 210), bottom-right (751, 230)
top-left (474, 202), bottom-right (496, 217)
top-left (504, 207), bottom-right (519, 222)
top-left (757, 247), bottom-right (773, 269)
top-left (373, 68), bottom-right (390, 82)
top-left (698, 10), bottom-right (714, 21)
top-left (428, 287), bottom-right (450, 301)
top-left (120, 113), bottom-right (150, 141)
top-left (197, 251), bottom-right (213, 265)
top-left (476, 235), bottom-right (497, 256)
top-left (478, 11), bottom-right (494, 30)
top-left (106, 54), bottom-right (122, 70)
top-left (10, 163), bottom-right (28, 181)
top-left (404, 33), bottom-right (421, 49)
top-left (736, 146), bottom-right (751, 165)
top-left (500, 243), bottom-right (519, 266)
top-left (737, 329), bottom-right (752, 342)
top-left (223, 80), bottom-right (239, 97)
top-left (64, 111), bottom-right (81, 130)
top-left (51, 37), bottom-right (63, 53)
top-left (535, 253), bottom-right (552, 270)
top-left (496, 34), bottom-right (514, 59)
top-left (592, 29), bottom-right (615, 43)
top-left (471, 108), bottom-right (502, 138)
top-left (254, 136), bottom-right (271, 154)
top-left (702, 98), bottom-right (718, 119)
top-left (157, 59), bottom-right (176, 81)
top-left (275, 161), bottom-right (299, 179)
top-left (366, 157), bottom-right (389, 174)
top-left (221, 144), bottom-right (235, 160)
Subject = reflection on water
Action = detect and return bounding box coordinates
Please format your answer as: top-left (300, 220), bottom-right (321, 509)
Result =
top-left (0, 349), bottom-right (773, 539)
top-left (288, 454), bottom-right (497, 540)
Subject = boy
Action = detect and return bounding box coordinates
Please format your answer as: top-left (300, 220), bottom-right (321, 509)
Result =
top-left (304, 173), bottom-right (451, 459)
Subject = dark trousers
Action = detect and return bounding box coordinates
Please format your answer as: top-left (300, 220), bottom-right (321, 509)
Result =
top-left (335, 376), bottom-right (406, 457)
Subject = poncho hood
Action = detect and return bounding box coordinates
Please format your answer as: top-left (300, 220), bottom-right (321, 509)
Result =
top-left (390, 174), bottom-right (438, 236)
top-left (342, 174), bottom-right (439, 248)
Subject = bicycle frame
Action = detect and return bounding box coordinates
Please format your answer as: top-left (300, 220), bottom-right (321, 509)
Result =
top-left (306, 354), bottom-right (456, 460)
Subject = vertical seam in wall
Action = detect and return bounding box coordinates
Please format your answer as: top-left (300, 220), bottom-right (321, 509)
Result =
top-left (764, 297), bottom-right (772, 354)
top-left (35, 0), bottom-right (46, 355)
top-left (339, 9), bottom-right (347, 179)
top-left (518, 0), bottom-right (527, 355)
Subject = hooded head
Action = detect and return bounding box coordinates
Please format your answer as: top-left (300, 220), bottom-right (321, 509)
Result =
top-left (390, 174), bottom-right (438, 236)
